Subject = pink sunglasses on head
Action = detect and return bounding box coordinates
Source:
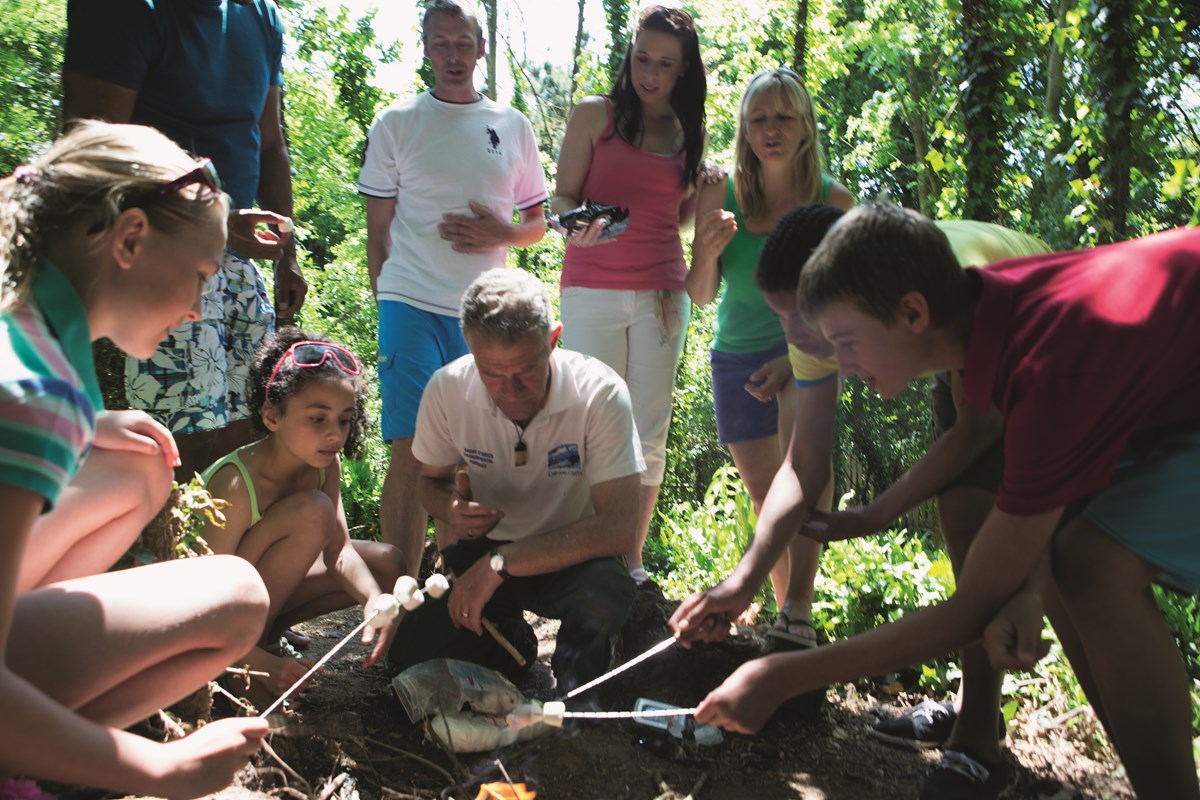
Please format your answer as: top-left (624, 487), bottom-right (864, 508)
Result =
top-left (266, 341), bottom-right (360, 400)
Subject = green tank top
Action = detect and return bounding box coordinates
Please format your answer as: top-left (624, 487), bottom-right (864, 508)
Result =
top-left (712, 174), bottom-right (833, 353)
top-left (201, 442), bottom-right (326, 527)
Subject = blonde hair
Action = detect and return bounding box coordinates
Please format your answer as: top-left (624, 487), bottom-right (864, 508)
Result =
top-left (1, 120), bottom-right (227, 312)
top-left (733, 69), bottom-right (823, 221)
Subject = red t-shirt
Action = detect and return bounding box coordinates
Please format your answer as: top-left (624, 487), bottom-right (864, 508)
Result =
top-left (961, 226), bottom-right (1200, 515)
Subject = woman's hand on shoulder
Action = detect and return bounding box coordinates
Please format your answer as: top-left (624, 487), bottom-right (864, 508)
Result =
top-left (93, 409), bottom-right (179, 469)
top-left (698, 160), bottom-right (728, 186)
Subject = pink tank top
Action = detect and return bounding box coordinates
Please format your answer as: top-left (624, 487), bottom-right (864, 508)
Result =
top-left (560, 100), bottom-right (689, 291)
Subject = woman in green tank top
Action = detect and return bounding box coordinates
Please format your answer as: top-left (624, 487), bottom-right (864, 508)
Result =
top-left (685, 68), bottom-right (853, 646)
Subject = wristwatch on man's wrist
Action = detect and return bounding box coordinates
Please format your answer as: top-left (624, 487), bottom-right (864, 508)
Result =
top-left (489, 549), bottom-right (511, 581)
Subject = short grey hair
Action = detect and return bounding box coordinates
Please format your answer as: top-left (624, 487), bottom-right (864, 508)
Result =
top-left (422, 0), bottom-right (485, 42)
top-left (460, 268), bottom-right (553, 348)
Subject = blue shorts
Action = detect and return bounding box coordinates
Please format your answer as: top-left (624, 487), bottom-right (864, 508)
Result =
top-left (1083, 429), bottom-right (1200, 594)
top-left (378, 301), bottom-right (470, 442)
top-left (710, 342), bottom-right (789, 445)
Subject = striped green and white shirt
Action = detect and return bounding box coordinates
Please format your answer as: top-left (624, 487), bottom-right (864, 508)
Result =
top-left (0, 260), bottom-right (103, 510)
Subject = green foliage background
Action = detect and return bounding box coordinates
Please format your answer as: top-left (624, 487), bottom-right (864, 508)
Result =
top-left (3, 0), bottom-right (1199, 748)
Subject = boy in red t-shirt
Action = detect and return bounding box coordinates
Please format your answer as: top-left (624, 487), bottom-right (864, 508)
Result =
top-left (689, 201), bottom-right (1200, 800)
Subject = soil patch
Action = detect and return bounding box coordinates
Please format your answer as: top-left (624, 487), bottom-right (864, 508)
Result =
top-left (192, 588), bottom-right (1133, 800)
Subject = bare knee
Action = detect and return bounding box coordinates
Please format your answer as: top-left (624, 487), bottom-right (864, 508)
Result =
top-left (206, 554), bottom-right (271, 652)
top-left (104, 448), bottom-right (174, 525)
top-left (270, 490), bottom-right (339, 538)
top-left (356, 541), bottom-right (407, 587)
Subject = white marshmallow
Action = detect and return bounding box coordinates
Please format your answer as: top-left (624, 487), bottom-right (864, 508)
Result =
top-left (425, 573), bottom-right (451, 599)
top-left (542, 701), bottom-right (566, 728)
top-left (402, 590), bottom-right (426, 611)
top-left (368, 594), bottom-right (401, 628)
top-left (393, 575), bottom-right (419, 604)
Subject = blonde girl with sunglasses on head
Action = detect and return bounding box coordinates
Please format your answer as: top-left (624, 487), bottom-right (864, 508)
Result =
top-left (1, 120), bottom-right (273, 798)
top-left (200, 328), bottom-right (406, 702)
top-left (684, 68), bottom-right (853, 648)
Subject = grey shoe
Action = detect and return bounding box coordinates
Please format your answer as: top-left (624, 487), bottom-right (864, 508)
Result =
top-left (919, 749), bottom-right (1013, 800)
top-left (869, 700), bottom-right (957, 749)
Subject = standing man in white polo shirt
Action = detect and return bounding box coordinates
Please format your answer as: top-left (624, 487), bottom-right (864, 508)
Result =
top-left (388, 269), bottom-right (642, 693)
top-left (358, 0), bottom-right (548, 578)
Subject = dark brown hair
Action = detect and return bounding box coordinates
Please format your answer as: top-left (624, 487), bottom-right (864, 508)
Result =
top-left (798, 200), bottom-right (968, 326)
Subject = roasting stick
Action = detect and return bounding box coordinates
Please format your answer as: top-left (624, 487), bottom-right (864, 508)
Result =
top-left (563, 635), bottom-right (678, 699)
top-left (500, 636), bottom-right (687, 730)
top-left (260, 575), bottom-right (440, 717)
top-left (507, 702), bottom-right (697, 728)
top-left (259, 612), bottom-right (381, 718)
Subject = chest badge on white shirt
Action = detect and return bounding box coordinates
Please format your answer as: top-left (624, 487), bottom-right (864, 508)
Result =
top-left (548, 443), bottom-right (582, 476)
top-left (486, 125), bottom-right (503, 156)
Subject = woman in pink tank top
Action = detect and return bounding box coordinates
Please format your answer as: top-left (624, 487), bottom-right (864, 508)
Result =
top-left (551, 5), bottom-right (707, 582)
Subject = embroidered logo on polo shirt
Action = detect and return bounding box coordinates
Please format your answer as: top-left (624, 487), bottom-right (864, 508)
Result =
top-left (463, 447), bottom-right (494, 469)
top-left (486, 125), bottom-right (502, 156)
top-left (547, 443), bottom-right (582, 475)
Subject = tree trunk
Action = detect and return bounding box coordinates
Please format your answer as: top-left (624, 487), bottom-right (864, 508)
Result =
top-left (604, 0), bottom-right (630, 82)
top-left (793, 0), bottom-right (808, 78)
top-left (1043, 0), bottom-right (1068, 120)
top-left (484, 0), bottom-right (498, 100)
top-left (905, 58), bottom-right (936, 216)
top-left (570, 0), bottom-right (587, 105)
top-left (959, 0), bottom-right (1004, 222)
top-left (1097, 0), bottom-right (1136, 242)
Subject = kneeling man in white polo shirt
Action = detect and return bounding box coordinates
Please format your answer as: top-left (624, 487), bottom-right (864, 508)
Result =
top-left (388, 268), bottom-right (643, 693)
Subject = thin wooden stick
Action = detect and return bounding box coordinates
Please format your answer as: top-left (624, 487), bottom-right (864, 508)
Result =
top-left (683, 772), bottom-right (708, 800)
top-left (481, 617), bottom-right (527, 666)
top-left (363, 736), bottom-right (459, 786)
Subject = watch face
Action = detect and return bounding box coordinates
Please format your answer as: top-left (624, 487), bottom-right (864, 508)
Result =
top-left (491, 553), bottom-right (506, 571)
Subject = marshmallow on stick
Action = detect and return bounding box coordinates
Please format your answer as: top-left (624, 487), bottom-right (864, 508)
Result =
top-left (393, 574), bottom-right (452, 611)
top-left (506, 701), bottom-right (565, 729)
top-left (367, 593), bottom-right (402, 629)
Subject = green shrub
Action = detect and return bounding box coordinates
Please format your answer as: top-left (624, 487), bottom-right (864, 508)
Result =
top-left (653, 464), bottom-right (774, 609)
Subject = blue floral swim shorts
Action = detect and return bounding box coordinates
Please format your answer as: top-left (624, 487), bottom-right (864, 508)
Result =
top-left (125, 251), bottom-right (275, 434)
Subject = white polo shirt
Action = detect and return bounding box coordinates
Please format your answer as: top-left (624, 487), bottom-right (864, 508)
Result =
top-left (413, 348), bottom-right (645, 542)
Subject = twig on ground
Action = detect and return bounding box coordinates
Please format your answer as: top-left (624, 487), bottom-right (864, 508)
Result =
top-left (317, 772), bottom-right (351, 800)
top-left (156, 709), bottom-right (187, 739)
top-left (250, 766), bottom-right (308, 800)
top-left (365, 736), bottom-right (459, 786)
top-left (683, 772), bottom-right (707, 800)
top-left (268, 787), bottom-right (310, 800)
top-left (210, 677), bottom-right (259, 716)
top-left (380, 789), bottom-right (439, 800)
top-left (424, 718), bottom-right (468, 782)
top-left (651, 770), bottom-right (674, 800)
top-left (1034, 705), bottom-right (1089, 736)
top-left (226, 665), bottom-right (271, 678)
top-left (261, 737), bottom-right (312, 795)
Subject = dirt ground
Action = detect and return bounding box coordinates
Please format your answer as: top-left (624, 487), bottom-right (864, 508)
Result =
top-left (166, 586), bottom-right (1139, 800)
